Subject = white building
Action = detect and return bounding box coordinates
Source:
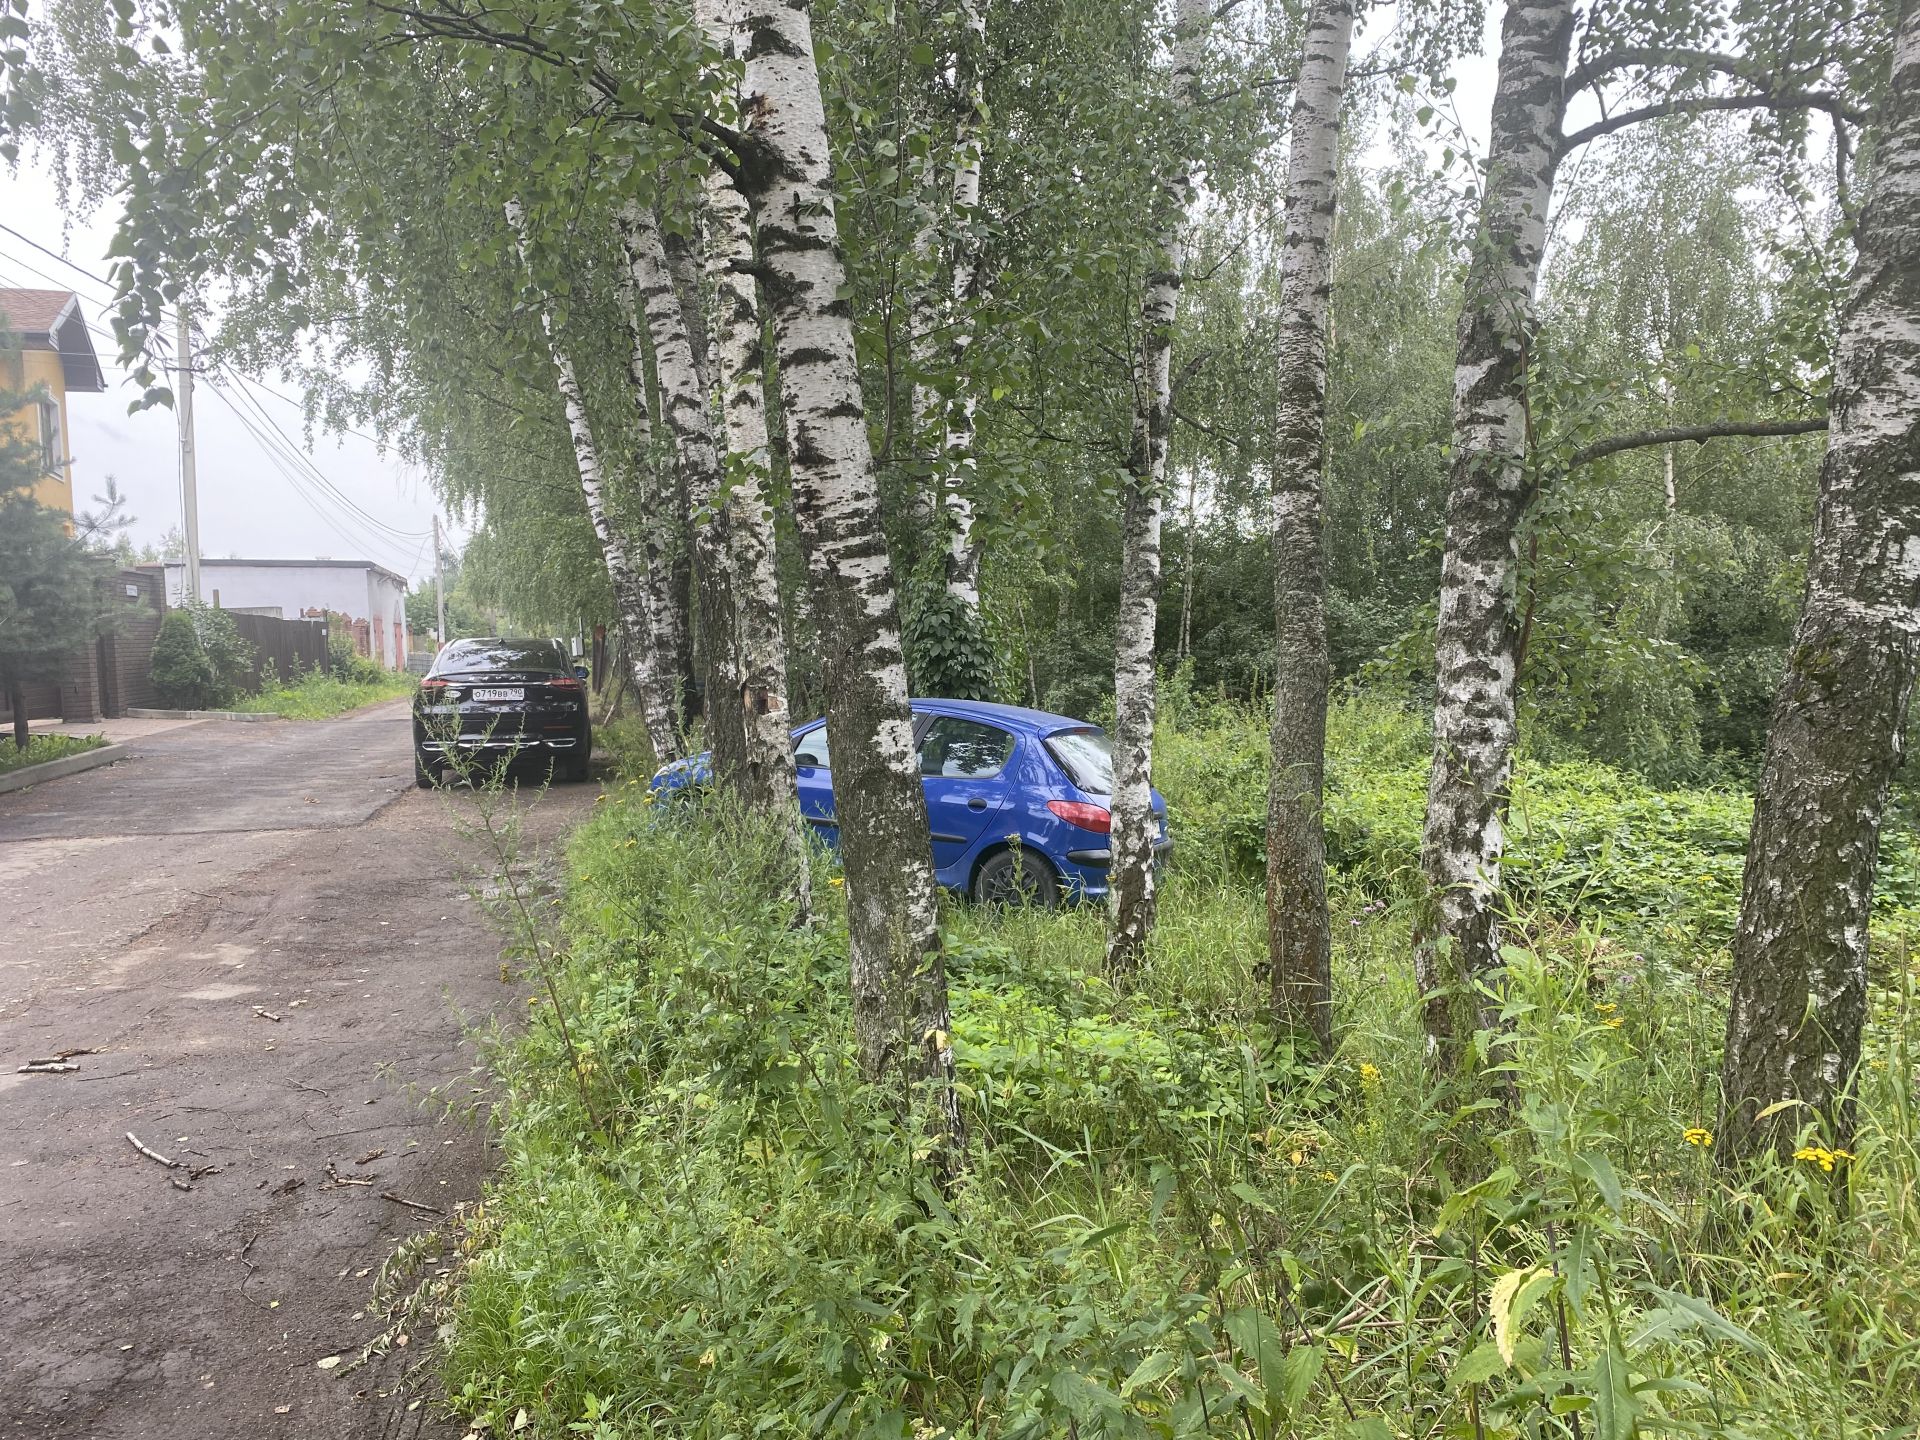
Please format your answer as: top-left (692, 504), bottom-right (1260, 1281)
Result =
top-left (157, 558), bottom-right (413, 669)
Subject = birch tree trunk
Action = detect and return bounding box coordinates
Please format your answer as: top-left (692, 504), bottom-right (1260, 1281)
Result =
top-left (940, 0), bottom-right (989, 609)
top-left (727, 0), bottom-right (960, 1151)
top-left (1265, 0), bottom-right (1356, 1055)
top-left (1106, 0), bottom-right (1209, 976)
top-left (623, 200), bottom-right (749, 786)
top-left (1719, 4), bottom-right (1920, 1165)
top-left (699, 15), bottom-right (812, 917)
top-left (1416, 0), bottom-right (1575, 1065)
top-left (506, 198), bottom-right (681, 764)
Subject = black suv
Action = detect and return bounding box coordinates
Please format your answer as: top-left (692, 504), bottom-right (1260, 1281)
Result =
top-left (412, 637), bottom-right (592, 786)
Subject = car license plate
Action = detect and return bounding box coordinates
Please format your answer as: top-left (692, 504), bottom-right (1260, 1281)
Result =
top-left (472, 687), bottom-right (524, 702)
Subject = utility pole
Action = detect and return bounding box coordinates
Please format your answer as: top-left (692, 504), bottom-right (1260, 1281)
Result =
top-left (431, 513), bottom-right (447, 648)
top-left (175, 308), bottom-right (203, 606)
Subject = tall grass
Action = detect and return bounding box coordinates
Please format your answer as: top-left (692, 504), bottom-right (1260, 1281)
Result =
top-left (441, 701), bottom-right (1920, 1440)
top-left (233, 665), bottom-right (416, 718)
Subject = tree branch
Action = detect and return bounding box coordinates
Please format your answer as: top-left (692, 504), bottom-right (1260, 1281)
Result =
top-left (1567, 416), bottom-right (1827, 469)
top-left (1557, 89), bottom-right (1862, 159)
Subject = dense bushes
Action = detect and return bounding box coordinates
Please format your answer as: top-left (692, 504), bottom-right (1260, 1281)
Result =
top-left (149, 604), bottom-right (254, 709)
top-left (442, 708), bottom-right (1920, 1439)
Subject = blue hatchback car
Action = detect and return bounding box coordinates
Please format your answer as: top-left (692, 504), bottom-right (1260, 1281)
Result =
top-left (652, 698), bottom-right (1171, 906)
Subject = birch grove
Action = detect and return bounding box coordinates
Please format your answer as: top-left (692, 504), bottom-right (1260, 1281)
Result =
top-left (1719, 1), bottom-right (1920, 1164)
top-left (1265, 0), bottom-right (1358, 1054)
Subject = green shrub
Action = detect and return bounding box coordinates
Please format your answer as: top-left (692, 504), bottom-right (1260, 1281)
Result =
top-left (149, 610), bottom-right (220, 708)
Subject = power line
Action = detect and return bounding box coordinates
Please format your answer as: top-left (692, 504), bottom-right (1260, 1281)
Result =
top-left (200, 383), bottom-right (428, 576)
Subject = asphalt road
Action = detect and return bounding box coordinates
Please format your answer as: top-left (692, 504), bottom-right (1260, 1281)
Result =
top-left (0, 701), bottom-right (595, 1439)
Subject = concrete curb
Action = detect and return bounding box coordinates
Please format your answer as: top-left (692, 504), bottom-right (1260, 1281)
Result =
top-left (126, 707), bottom-right (281, 722)
top-left (0, 743), bottom-right (129, 795)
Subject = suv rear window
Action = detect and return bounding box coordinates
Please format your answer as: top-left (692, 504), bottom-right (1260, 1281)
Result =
top-left (436, 640), bottom-right (563, 675)
top-left (1044, 728), bottom-right (1113, 794)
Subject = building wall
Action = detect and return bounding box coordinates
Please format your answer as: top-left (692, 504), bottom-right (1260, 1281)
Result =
top-left (160, 563), bottom-right (412, 671)
top-left (2, 348), bottom-right (75, 514)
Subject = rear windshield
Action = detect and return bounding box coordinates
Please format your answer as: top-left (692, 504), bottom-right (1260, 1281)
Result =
top-left (436, 640), bottom-right (563, 675)
top-left (1045, 728), bottom-right (1113, 794)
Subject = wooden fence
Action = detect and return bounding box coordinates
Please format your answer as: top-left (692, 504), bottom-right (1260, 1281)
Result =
top-left (229, 611), bottom-right (330, 690)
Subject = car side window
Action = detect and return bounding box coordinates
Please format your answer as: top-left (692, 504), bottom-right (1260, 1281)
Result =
top-left (793, 727), bottom-right (830, 769)
top-left (918, 717), bottom-right (1014, 778)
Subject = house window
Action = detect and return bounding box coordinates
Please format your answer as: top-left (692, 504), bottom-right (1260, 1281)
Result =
top-left (37, 398), bottom-right (62, 477)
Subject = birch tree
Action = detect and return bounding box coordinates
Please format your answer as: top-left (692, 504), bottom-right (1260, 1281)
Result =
top-left (1719, 2), bottom-right (1920, 1165)
top-left (1416, 0), bottom-right (1878, 1066)
top-left (938, 0), bottom-right (990, 610)
top-left (698, 0), bottom-right (810, 916)
top-left (724, 0), bottom-right (960, 1145)
top-left (622, 199), bottom-right (747, 779)
top-left (508, 197), bottom-right (684, 764)
top-left (1107, 0), bottom-right (1211, 976)
top-left (1265, 0), bottom-right (1358, 1054)
top-left (1416, 0), bottom-right (1579, 1060)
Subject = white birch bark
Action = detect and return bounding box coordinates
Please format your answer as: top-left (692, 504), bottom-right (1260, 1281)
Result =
top-left (1416, 0), bottom-right (1576, 1063)
top-left (1106, 0), bottom-right (1209, 975)
top-left (620, 199), bottom-right (748, 785)
top-left (1720, 2), bottom-right (1920, 1163)
top-left (505, 198), bottom-right (680, 764)
top-left (1265, 0), bottom-right (1356, 1054)
top-left (699, 2), bottom-right (811, 917)
top-left (725, 0), bottom-right (960, 1153)
top-left (940, 0), bottom-right (989, 609)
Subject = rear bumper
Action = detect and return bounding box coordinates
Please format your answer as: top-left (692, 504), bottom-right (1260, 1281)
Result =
top-left (1051, 838), bottom-right (1172, 903)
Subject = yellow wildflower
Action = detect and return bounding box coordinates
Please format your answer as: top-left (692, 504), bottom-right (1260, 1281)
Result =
top-left (1682, 1127), bottom-right (1712, 1148)
top-left (830, 876), bottom-right (845, 888)
top-left (1289, 1149), bottom-right (1305, 1166)
top-left (1593, 1001), bottom-right (1617, 1015)
top-left (1793, 1145), bottom-right (1855, 1173)
top-left (1358, 1062), bottom-right (1382, 1085)
top-left (1318, 1170), bottom-right (1338, 1183)
top-left (1602, 1017), bottom-right (1625, 1029)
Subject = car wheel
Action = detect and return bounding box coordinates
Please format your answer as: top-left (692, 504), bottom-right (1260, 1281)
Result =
top-left (564, 751), bottom-right (591, 784)
top-left (972, 847), bottom-right (1059, 909)
top-left (414, 752), bottom-right (439, 789)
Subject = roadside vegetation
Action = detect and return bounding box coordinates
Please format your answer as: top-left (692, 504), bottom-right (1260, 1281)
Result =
top-left (0, 731), bottom-right (106, 776)
top-left (233, 662), bottom-right (416, 719)
top-left (443, 694), bottom-right (1920, 1440)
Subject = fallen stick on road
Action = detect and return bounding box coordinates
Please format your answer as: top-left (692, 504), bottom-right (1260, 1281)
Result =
top-left (380, 1191), bottom-right (442, 1215)
top-left (252, 1006), bottom-right (283, 1023)
top-left (17, 1062), bottom-right (79, 1073)
top-left (323, 1162), bottom-right (375, 1189)
top-left (355, 1147), bottom-right (386, 1165)
top-left (126, 1132), bottom-right (181, 1169)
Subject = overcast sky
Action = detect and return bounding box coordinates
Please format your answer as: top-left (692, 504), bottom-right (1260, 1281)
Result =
top-left (0, 179), bottom-right (451, 583)
top-left (1, 3), bottom-right (1501, 587)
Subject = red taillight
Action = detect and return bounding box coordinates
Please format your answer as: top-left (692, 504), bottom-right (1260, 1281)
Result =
top-left (550, 676), bottom-right (583, 691)
top-left (1047, 799), bottom-right (1111, 833)
top-left (420, 678), bottom-right (448, 693)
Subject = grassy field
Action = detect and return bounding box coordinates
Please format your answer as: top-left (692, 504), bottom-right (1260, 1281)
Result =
top-left (232, 667), bottom-right (416, 719)
top-left (0, 732), bottom-right (107, 775)
top-left (434, 696), bottom-right (1920, 1440)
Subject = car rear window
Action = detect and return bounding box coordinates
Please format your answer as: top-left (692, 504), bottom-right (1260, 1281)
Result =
top-left (436, 641), bottom-right (563, 675)
top-left (1045, 728), bottom-right (1113, 794)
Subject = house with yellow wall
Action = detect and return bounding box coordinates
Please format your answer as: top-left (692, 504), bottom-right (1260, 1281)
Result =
top-left (2, 288), bottom-right (107, 513)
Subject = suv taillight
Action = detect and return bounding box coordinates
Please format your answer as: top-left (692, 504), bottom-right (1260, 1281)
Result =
top-left (1046, 799), bottom-right (1111, 834)
top-left (420, 678), bottom-right (448, 693)
top-left (550, 675), bottom-right (583, 690)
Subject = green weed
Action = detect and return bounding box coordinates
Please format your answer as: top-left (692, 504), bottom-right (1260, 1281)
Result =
top-left (442, 703), bottom-right (1920, 1440)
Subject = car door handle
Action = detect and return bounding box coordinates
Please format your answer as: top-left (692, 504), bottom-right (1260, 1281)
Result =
top-left (967, 797), bottom-right (987, 811)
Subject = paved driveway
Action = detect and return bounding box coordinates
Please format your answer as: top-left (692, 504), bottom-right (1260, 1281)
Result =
top-left (0, 702), bottom-right (594, 1438)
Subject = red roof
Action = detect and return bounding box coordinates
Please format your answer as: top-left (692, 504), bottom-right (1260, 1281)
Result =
top-left (0, 288), bottom-right (77, 335)
top-left (0, 287), bottom-right (106, 392)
